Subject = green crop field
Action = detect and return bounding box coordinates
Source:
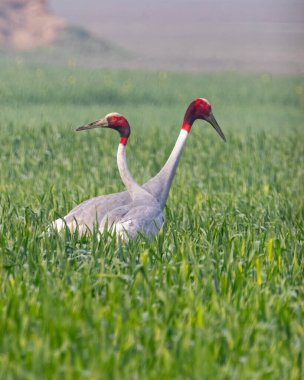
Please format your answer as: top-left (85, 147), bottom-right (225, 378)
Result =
top-left (0, 59), bottom-right (303, 380)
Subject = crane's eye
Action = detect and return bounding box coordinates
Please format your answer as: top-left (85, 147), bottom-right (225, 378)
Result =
top-left (110, 116), bottom-right (127, 128)
top-left (201, 103), bottom-right (211, 114)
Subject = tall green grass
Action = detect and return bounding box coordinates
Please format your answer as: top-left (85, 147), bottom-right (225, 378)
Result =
top-left (0, 60), bottom-right (303, 379)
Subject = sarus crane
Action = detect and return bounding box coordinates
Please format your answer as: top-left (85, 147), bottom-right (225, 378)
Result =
top-left (51, 98), bottom-right (226, 238)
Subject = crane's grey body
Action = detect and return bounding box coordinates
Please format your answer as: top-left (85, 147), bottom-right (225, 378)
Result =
top-left (102, 195), bottom-right (164, 240)
top-left (58, 178), bottom-right (168, 231)
top-left (53, 130), bottom-right (187, 236)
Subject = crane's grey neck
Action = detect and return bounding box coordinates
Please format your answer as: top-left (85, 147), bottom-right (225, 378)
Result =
top-left (143, 129), bottom-right (188, 208)
top-left (117, 144), bottom-right (145, 200)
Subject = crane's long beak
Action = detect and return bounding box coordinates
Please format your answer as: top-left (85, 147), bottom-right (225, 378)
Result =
top-left (206, 113), bottom-right (226, 142)
top-left (76, 117), bottom-right (108, 131)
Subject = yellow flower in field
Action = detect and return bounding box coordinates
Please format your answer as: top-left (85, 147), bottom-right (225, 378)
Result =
top-left (180, 261), bottom-right (189, 279)
top-left (196, 304), bottom-right (204, 328)
top-left (114, 315), bottom-right (122, 338)
top-left (123, 334), bottom-right (135, 351)
top-left (256, 258), bottom-right (262, 286)
top-left (241, 240), bottom-right (245, 257)
top-left (278, 255), bottom-right (282, 271)
top-left (267, 238), bottom-right (273, 262)
top-left (195, 192), bottom-right (204, 209)
top-left (9, 275), bottom-right (15, 287)
top-left (263, 184), bottom-right (269, 194)
top-left (140, 250), bottom-right (149, 267)
top-left (154, 327), bottom-right (161, 341)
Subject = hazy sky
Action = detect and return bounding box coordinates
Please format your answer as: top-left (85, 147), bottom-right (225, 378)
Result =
top-left (49, 0), bottom-right (304, 72)
top-left (50, 0), bottom-right (304, 24)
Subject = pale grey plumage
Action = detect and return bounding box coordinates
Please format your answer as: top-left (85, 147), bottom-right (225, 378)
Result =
top-left (100, 194), bottom-right (163, 240)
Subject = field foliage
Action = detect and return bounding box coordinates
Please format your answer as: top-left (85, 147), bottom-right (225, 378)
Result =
top-left (0, 59), bottom-right (303, 379)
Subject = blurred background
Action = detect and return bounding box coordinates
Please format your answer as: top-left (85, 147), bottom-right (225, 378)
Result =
top-left (1, 0), bottom-right (303, 73)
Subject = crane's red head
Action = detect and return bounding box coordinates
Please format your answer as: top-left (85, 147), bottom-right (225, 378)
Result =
top-left (76, 112), bottom-right (131, 145)
top-left (182, 98), bottom-right (226, 141)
